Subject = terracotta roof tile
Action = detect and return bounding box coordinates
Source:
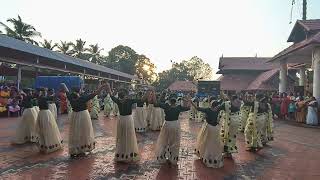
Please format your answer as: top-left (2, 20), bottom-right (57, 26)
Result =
top-left (219, 74), bottom-right (257, 91)
top-left (218, 57), bottom-right (275, 73)
top-left (270, 32), bottom-right (320, 62)
top-left (168, 81), bottom-right (197, 91)
top-left (298, 19), bottom-right (320, 31)
top-left (288, 19), bottom-right (320, 42)
top-left (246, 69), bottom-right (279, 91)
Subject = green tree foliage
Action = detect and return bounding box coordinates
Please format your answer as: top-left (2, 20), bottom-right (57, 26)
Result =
top-left (71, 38), bottom-right (89, 59)
top-left (184, 56), bottom-right (213, 81)
top-left (56, 41), bottom-right (73, 56)
top-left (0, 15), bottom-right (161, 82)
top-left (104, 45), bottom-right (138, 75)
top-left (153, 56), bottom-right (212, 90)
top-left (0, 15), bottom-right (41, 45)
top-left (40, 39), bottom-right (57, 50)
top-left (153, 68), bottom-right (183, 90)
top-left (87, 44), bottom-right (104, 64)
top-left (135, 55), bottom-right (157, 83)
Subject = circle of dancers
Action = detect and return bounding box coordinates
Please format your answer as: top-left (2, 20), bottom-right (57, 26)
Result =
top-left (13, 82), bottom-right (274, 168)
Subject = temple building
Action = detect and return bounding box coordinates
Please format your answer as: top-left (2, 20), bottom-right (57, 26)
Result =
top-left (269, 19), bottom-right (320, 99)
top-left (168, 80), bottom-right (197, 93)
top-left (217, 57), bottom-right (297, 93)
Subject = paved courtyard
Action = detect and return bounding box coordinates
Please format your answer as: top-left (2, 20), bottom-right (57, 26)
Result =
top-left (1, 112), bottom-right (320, 180)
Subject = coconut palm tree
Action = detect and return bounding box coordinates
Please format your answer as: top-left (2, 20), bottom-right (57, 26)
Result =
top-left (87, 43), bottom-right (104, 64)
top-left (40, 39), bottom-right (57, 50)
top-left (0, 15), bottom-right (41, 45)
top-left (56, 41), bottom-right (73, 55)
top-left (71, 38), bottom-right (89, 59)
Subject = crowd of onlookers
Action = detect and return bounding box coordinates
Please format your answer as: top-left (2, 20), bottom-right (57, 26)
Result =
top-left (0, 85), bottom-right (22, 117)
top-left (1, 83), bottom-right (319, 126)
top-left (181, 90), bottom-right (319, 126)
top-left (270, 92), bottom-right (318, 126)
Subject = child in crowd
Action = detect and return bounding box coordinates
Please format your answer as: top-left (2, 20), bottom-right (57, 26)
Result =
top-left (288, 99), bottom-right (296, 120)
top-left (8, 97), bottom-right (21, 116)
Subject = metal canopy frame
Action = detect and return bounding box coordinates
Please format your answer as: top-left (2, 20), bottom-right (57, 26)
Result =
top-left (0, 35), bottom-right (141, 85)
top-left (0, 56), bottom-right (132, 84)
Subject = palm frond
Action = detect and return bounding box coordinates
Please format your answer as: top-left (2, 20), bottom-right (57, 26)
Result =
top-left (0, 22), bottom-right (18, 38)
top-left (25, 37), bottom-right (39, 45)
top-left (4, 15), bottom-right (41, 42)
top-left (40, 39), bottom-right (57, 50)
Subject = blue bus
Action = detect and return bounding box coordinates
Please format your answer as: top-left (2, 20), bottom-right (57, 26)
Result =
top-left (35, 76), bottom-right (83, 92)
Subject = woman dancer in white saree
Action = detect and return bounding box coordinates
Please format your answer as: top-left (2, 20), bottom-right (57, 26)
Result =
top-left (47, 89), bottom-right (58, 121)
top-left (245, 94), bottom-right (272, 151)
top-left (133, 92), bottom-right (147, 132)
top-left (62, 83), bottom-right (106, 157)
top-left (106, 84), bottom-right (140, 162)
top-left (146, 90), bottom-right (156, 127)
top-left (191, 100), bottom-right (224, 168)
top-left (155, 98), bottom-right (189, 165)
top-left (104, 94), bottom-right (113, 117)
top-left (220, 95), bottom-right (241, 158)
top-left (14, 89), bottom-right (38, 144)
top-left (36, 88), bottom-right (63, 153)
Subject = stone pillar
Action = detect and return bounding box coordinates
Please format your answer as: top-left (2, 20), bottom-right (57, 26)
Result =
top-left (82, 69), bottom-right (86, 80)
top-left (110, 81), bottom-right (114, 90)
top-left (299, 66), bottom-right (306, 86)
top-left (279, 59), bottom-right (287, 93)
top-left (313, 47), bottom-right (320, 101)
top-left (35, 67), bottom-right (39, 77)
top-left (82, 70), bottom-right (86, 91)
top-left (17, 65), bottom-right (22, 90)
top-left (35, 57), bottom-right (40, 77)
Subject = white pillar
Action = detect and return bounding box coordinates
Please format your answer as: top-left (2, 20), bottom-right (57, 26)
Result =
top-left (312, 47), bottom-right (320, 101)
top-left (279, 60), bottom-right (287, 93)
top-left (17, 65), bottom-right (22, 90)
top-left (299, 66), bottom-right (306, 86)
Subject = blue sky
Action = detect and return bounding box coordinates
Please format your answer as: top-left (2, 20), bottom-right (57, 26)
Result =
top-left (1, 0), bottom-right (320, 78)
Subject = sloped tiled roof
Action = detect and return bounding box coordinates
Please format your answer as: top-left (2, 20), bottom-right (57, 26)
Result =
top-left (297, 19), bottom-right (320, 32)
top-left (168, 81), bottom-right (197, 91)
top-left (288, 19), bottom-right (320, 42)
top-left (219, 74), bottom-right (257, 91)
top-left (217, 57), bottom-right (275, 73)
top-left (270, 32), bottom-right (320, 62)
top-left (246, 69), bottom-right (279, 91)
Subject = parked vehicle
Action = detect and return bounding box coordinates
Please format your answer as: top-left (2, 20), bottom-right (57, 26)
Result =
top-left (197, 81), bottom-right (220, 97)
top-left (35, 76), bottom-right (84, 92)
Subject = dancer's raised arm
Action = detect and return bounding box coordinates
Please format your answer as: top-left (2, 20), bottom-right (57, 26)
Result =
top-left (106, 83), bottom-right (112, 95)
top-left (60, 83), bottom-right (69, 93)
